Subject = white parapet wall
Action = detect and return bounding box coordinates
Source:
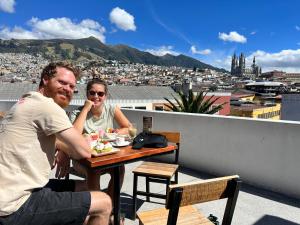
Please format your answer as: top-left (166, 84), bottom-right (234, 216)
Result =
top-left (123, 109), bottom-right (300, 199)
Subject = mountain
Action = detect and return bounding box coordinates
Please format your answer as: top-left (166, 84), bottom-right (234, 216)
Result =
top-left (0, 37), bottom-right (226, 72)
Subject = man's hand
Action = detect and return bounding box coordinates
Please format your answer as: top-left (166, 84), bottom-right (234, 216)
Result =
top-left (52, 150), bottom-right (70, 179)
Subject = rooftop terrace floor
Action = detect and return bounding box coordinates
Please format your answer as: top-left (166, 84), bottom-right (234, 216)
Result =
top-left (51, 161), bottom-right (300, 225)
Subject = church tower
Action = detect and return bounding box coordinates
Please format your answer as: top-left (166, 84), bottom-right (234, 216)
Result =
top-left (231, 52), bottom-right (261, 78)
top-left (231, 53), bottom-right (237, 75)
top-left (239, 53), bottom-right (245, 76)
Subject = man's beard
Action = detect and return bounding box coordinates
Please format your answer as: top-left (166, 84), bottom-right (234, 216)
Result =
top-left (44, 88), bottom-right (72, 108)
top-left (54, 95), bottom-right (71, 108)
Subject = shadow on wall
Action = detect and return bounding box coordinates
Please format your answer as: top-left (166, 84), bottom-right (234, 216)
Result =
top-left (253, 215), bottom-right (299, 225)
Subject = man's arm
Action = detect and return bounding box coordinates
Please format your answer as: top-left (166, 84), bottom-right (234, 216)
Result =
top-left (55, 127), bottom-right (91, 160)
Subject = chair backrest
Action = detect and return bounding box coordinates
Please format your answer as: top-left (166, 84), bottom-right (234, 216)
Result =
top-left (166, 175), bottom-right (241, 225)
top-left (152, 131), bottom-right (180, 144)
top-left (152, 131), bottom-right (180, 164)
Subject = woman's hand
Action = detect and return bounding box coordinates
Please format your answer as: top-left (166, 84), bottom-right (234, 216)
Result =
top-left (83, 99), bottom-right (94, 112)
top-left (73, 100), bottom-right (94, 134)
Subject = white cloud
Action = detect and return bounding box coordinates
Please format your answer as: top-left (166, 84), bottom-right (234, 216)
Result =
top-left (0, 26), bottom-right (38, 39)
top-left (190, 45), bottom-right (211, 55)
top-left (145, 45), bottom-right (179, 56)
top-left (213, 49), bottom-right (300, 72)
top-left (109, 7), bottom-right (136, 31)
top-left (250, 31), bottom-right (257, 35)
top-left (248, 49), bottom-right (300, 72)
top-left (0, 17), bottom-right (106, 42)
top-left (296, 25), bottom-right (300, 31)
top-left (218, 31), bottom-right (247, 43)
top-left (0, 0), bottom-right (15, 13)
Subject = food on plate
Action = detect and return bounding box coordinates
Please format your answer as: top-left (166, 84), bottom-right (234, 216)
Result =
top-left (92, 141), bottom-right (113, 154)
top-left (105, 128), bottom-right (117, 133)
top-left (90, 132), bottom-right (99, 141)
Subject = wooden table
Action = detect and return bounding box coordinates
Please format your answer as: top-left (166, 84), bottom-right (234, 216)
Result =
top-left (79, 144), bottom-right (177, 225)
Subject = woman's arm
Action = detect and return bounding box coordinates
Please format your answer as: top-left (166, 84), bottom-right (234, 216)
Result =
top-left (73, 100), bottom-right (94, 133)
top-left (114, 106), bottom-right (130, 134)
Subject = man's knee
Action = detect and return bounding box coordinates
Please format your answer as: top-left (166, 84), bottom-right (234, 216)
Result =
top-left (89, 191), bottom-right (112, 215)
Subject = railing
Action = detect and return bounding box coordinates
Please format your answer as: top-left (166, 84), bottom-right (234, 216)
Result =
top-left (122, 109), bottom-right (300, 199)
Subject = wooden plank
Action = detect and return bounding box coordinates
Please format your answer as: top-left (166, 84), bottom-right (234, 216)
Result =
top-left (169, 175), bottom-right (239, 206)
top-left (137, 205), bottom-right (213, 225)
top-left (133, 161), bottom-right (178, 177)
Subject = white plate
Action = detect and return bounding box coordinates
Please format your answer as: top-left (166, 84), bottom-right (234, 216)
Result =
top-left (101, 137), bottom-right (117, 142)
top-left (100, 133), bottom-right (117, 142)
top-left (91, 147), bottom-right (120, 157)
top-left (111, 141), bottom-right (131, 147)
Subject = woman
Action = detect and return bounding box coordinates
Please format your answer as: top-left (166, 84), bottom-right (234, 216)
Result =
top-left (70, 78), bottom-right (130, 203)
top-left (70, 78), bottom-right (130, 135)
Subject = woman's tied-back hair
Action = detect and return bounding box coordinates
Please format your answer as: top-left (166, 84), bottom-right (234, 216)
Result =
top-left (86, 78), bottom-right (108, 97)
top-left (39, 61), bottom-right (80, 88)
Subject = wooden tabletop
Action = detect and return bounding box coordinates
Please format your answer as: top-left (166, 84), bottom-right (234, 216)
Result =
top-left (79, 145), bottom-right (177, 169)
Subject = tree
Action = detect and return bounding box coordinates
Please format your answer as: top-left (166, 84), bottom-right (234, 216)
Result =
top-left (209, 84), bottom-right (218, 92)
top-left (164, 89), bottom-right (225, 114)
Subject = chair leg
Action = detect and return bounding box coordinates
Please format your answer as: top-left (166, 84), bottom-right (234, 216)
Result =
top-left (132, 174), bottom-right (138, 220)
top-left (174, 171), bottom-right (178, 184)
top-left (166, 178), bottom-right (171, 204)
top-left (146, 176), bottom-right (150, 202)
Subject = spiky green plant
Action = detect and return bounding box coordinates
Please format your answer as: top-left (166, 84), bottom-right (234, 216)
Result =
top-left (164, 89), bottom-right (225, 114)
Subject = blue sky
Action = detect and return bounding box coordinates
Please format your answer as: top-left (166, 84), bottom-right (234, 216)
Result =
top-left (1, 0), bottom-right (300, 72)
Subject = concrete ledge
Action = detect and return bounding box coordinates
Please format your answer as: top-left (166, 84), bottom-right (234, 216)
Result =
top-left (123, 109), bottom-right (300, 199)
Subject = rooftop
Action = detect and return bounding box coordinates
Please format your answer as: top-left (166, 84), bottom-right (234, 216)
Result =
top-left (0, 83), bottom-right (177, 104)
top-left (51, 161), bottom-right (300, 225)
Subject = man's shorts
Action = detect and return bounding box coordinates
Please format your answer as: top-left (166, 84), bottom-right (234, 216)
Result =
top-left (0, 179), bottom-right (91, 225)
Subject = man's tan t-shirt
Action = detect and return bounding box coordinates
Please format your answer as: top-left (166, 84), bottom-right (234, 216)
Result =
top-left (0, 92), bottom-right (72, 216)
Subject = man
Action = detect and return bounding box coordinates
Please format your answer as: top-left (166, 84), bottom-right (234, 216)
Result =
top-left (0, 62), bottom-right (111, 225)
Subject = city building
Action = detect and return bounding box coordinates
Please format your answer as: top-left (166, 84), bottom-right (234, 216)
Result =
top-left (245, 81), bottom-right (288, 95)
top-left (230, 102), bottom-right (281, 120)
top-left (281, 93), bottom-right (300, 121)
top-left (261, 70), bottom-right (300, 83)
top-left (231, 53), bottom-right (262, 79)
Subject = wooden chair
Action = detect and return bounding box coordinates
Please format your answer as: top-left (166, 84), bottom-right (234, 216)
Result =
top-left (132, 131), bottom-right (181, 219)
top-left (137, 175), bottom-right (241, 225)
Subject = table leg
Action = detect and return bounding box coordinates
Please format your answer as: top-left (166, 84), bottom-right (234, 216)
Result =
top-left (86, 169), bottom-right (100, 190)
top-left (113, 166), bottom-right (121, 225)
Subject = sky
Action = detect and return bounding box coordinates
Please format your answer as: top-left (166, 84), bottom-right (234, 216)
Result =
top-left (2, 0), bottom-right (300, 72)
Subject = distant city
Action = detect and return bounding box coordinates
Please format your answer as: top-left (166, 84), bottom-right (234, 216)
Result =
top-left (1, 52), bottom-right (300, 121)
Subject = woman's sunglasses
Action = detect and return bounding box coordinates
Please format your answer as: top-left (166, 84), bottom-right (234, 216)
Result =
top-left (88, 90), bottom-right (106, 97)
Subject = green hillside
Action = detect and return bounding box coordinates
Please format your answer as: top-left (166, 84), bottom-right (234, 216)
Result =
top-left (0, 37), bottom-right (227, 72)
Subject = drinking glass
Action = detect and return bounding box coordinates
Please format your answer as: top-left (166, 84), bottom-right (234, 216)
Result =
top-left (128, 123), bottom-right (137, 139)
